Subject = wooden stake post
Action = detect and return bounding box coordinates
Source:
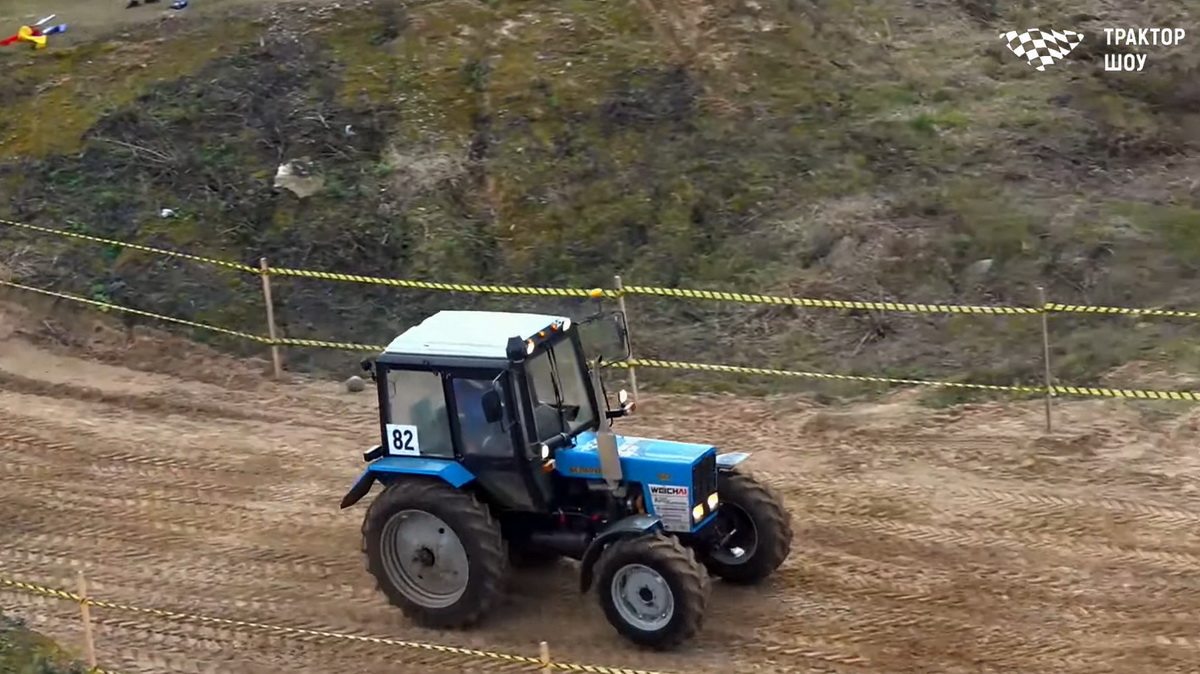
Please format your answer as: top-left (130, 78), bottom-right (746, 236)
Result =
top-left (76, 570), bottom-right (97, 671)
top-left (1038, 286), bottom-right (1053, 433)
top-left (259, 257), bottom-right (283, 380)
top-left (613, 275), bottom-right (640, 404)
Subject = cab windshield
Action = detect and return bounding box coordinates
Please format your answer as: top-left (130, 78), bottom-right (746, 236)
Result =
top-left (525, 335), bottom-right (596, 442)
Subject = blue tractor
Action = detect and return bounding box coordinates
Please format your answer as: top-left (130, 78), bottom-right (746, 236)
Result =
top-left (341, 309), bottom-right (792, 649)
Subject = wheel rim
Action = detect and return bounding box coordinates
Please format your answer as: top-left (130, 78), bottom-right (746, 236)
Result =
top-left (380, 509), bottom-right (469, 608)
top-left (609, 563), bottom-right (675, 631)
top-left (710, 503), bottom-right (759, 565)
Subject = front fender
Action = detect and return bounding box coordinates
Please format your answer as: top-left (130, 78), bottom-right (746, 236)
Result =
top-left (340, 470), bottom-right (376, 509)
top-left (579, 514), bottom-right (663, 593)
top-left (716, 452), bottom-right (750, 471)
top-left (339, 456), bottom-right (476, 509)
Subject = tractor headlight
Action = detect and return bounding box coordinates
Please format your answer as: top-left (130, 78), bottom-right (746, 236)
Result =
top-left (692, 503), bottom-right (705, 522)
top-left (707, 492), bottom-right (719, 509)
top-left (526, 339), bottom-right (536, 354)
top-left (561, 317), bottom-right (571, 330)
top-left (540, 443), bottom-right (551, 460)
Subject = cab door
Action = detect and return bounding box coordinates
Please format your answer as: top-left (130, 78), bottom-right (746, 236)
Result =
top-left (447, 371), bottom-right (545, 511)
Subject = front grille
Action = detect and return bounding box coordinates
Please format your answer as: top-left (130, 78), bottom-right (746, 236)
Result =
top-left (691, 452), bottom-right (718, 505)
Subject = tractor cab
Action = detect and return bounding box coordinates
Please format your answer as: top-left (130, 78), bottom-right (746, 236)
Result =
top-left (347, 309), bottom-right (636, 512)
top-left (340, 309), bottom-right (793, 650)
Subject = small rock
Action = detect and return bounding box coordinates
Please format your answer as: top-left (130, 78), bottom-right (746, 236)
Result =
top-left (345, 375), bottom-right (366, 393)
top-left (966, 258), bottom-right (994, 277)
top-left (274, 158), bottom-right (325, 198)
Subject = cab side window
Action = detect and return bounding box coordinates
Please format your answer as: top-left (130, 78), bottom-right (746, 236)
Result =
top-left (385, 369), bottom-right (453, 458)
top-left (453, 377), bottom-right (513, 458)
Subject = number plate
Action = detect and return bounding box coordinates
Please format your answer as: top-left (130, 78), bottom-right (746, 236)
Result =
top-left (385, 424), bottom-right (420, 456)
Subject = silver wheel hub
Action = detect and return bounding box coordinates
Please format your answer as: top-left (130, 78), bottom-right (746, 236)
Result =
top-left (380, 510), bottom-right (469, 608)
top-left (610, 564), bottom-right (675, 631)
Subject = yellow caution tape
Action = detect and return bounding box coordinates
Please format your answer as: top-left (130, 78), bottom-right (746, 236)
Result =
top-left (267, 266), bottom-right (613, 298)
top-left (0, 218), bottom-right (258, 274)
top-left (621, 359), bottom-right (1042, 392)
top-left (9, 216), bottom-right (1200, 319)
top-left (1051, 385), bottom-right (1200, 401)
top-left (274, 337), bottom-right (384, 351)
top-left (622, 285), bottom-right (1040, 315)
top-left (0, 576), bottom-right (674, 674)
top-left (1045, 302), bottom-right (1200, 320)
top-left (0, 281), bottom-right (269, 343)
top-left (5, 278), bottom-right (1199, 404)
top-left (622, 360), bottom-right (1200, 400)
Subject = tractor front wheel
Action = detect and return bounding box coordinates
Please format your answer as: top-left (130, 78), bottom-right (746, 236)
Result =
top-left (362, 478), bottom-right (509, 628)
top-left (595, 533), bottom-right (710, 649)
top-left (700, 469), bottom-right (792, 584)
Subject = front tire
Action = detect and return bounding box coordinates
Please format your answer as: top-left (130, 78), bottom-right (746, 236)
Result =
top-left (362, 478), bottom-right (509, 628)
top-left (595, 533), bottom-right (710, 649)
top-left (701, 469), bottom-right (792, 583)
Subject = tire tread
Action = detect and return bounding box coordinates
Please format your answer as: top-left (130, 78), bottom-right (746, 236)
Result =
top-left (361, 478), bottom-right (509, 628)
top-left (704, 469), bottom-right (792, 583)
top-left (597, 532), bottom-right (710, 649)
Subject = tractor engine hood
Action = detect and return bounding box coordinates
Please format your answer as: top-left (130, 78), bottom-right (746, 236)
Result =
top-left (553, 431), bottom-right (715, 483)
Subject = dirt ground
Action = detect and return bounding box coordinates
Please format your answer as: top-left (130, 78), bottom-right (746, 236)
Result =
top-left (2, 298), bottom-right (1200, 674)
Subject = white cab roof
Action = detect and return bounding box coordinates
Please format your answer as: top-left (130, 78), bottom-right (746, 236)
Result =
top-left (383, 310), bottom-right (568, 359)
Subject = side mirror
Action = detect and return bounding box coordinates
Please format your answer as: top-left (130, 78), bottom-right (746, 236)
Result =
top-left (578, 310), bottom-right (631, 363)
top-left (607, 388), bottom-right (635, 418)
top-left (481, 390), bottom-right (503, 424)
top-left (360, 357), bottom-right (377, 382)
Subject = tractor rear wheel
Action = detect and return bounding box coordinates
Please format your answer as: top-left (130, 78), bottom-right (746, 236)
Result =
top-left (595, 532), bottom-right (710, 649)
top-left (362, 478), bottom-right (509, 628)
top-left (701, 469), bottom-right (792, 584)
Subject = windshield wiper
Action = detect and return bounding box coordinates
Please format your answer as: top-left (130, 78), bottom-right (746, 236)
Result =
top-left (545, 345), bottom-right (569, 436)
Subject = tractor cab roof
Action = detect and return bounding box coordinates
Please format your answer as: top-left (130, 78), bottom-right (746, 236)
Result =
top-left (382, 310), bottom-right (569, 362)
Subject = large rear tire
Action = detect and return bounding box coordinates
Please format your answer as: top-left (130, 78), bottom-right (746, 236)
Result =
top-left (595, 532), bottom-right (710, 649)
top-left (362, 478), bottom-right (509, 628)
top-left (701, 469), bottom-right (792, 584)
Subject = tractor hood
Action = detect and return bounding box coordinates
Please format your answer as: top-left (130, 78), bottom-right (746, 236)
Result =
top-left (553, 431), bottom-right (715, 484)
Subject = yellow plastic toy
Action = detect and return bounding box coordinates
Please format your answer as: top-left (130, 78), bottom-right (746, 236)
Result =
top-left (17, 26), bottom-right (48, 49)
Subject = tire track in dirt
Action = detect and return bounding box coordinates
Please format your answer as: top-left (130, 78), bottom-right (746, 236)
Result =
top-left (1, 594), bottom-right (507, 674)
top-left (0, 369), bottom-right (372, 433)
top-left (793, 545), bottom-right (1200, 621)
top-left (832, 433), bottom-right (1200, 506)
top-left (771, 479), bottom-right (1200, 555)
top-left (0, 427), bottom-right (346, 506)
top-left (714, 562), bottom-right (1100, 674)
top-left (758, 470), bottom-right (1200, 528)
top-left (0, 458), bottom-right (260, 499)
top-left (0, 407), bottom-right (364, 470)
top-left (0, 514), bottom-right (362, 582)
top-left (808, 511), bottom-right (1200, 574)
top-left (4, 479), bottom-right (337, 525)
top-left (0, 546), bottom-right (385, 624)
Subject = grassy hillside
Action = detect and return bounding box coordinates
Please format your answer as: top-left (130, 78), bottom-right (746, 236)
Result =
top-left (1, 0), bottom-right (1198, 401)
top-left (0, 614), bottom-right (86, 674)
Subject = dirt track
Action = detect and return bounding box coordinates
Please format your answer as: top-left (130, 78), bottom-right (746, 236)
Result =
top-left (3, 305), bottom-right (1200, 674)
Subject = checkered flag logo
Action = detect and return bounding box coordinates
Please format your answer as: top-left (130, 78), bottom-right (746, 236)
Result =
top-left (999, 29), bottom-right (1084, 71)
